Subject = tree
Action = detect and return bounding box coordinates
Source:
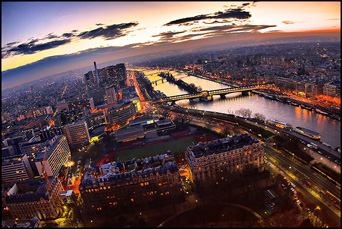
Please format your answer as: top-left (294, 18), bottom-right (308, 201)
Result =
top-left (235, 108), bottom-right (252, 119)
top-left (254, 113), bottom-right (266, 123)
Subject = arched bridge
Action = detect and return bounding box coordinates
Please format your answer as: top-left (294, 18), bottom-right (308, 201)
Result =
top-left (155, 85), bottom-right (259, 103)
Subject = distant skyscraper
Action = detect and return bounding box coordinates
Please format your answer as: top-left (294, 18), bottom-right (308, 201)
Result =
top-left (94, 61), bottom-right (100, 87)
top-left (84, 71), bottom-right (95, 89)
top-left (105, 63), bottom-right (127, 89)
top-left (105, 86), bottom-right (117, 105)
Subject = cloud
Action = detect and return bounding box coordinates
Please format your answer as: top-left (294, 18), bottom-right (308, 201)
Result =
top-left (164, 5), bottom-right (251, 26)
top-left (2, 22), bottom-right (139, 59)
top-left (151, 23), bottom-right (276, 45)
top-left (282, 20), bottom-right (295, 24)
top-left (5, 41), bottom-right (19, 47)
top-left (96, 23), bottom-right (104, 26)
top-left (77, 22), bottom-right (139, 40)
top-left (62, 32), bottom-right (76, 38)
top-left (199, 24), bottom-right (276, 33)
top-left (45, 33), bottom-right (58, 39)
top-left (3, 39), bottom-right (71, 58)
top-left (152, 30), bottom-right (187, 40)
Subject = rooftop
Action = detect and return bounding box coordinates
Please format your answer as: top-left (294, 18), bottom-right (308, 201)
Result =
top-left (35, 135), bottom-right (64, 161)
top-left (80, 153), bottom-right (178, 189)
top-left (188, 133), bottom-right (259, 158)
top-left (4, 177), bottom-right (57, 204)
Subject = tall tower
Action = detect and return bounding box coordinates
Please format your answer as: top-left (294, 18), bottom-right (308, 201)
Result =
top-left (94, 61), bottom-right (100, 87)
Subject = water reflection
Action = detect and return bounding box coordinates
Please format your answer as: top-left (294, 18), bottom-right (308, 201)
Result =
top-left (150, 74), bottom-right (340, 149)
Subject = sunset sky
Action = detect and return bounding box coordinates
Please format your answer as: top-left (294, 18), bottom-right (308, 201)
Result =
top-left (1, 1), bottom-right (340, 90)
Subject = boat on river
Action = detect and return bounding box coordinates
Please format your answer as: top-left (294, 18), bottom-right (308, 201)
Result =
top-left (291, 102), bottom-right (299, 106)
top-left (315, 108), bottom-right (329, 115)
top-left (266, 119), bottom-right (292, 129)
top-left (294, 127), bottom-right (321, 140)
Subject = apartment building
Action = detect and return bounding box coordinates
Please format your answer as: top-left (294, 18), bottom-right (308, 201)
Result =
top-left (186, 133), bottom-right (264, 184)
top-left (79, 153), bottom-right (182, 213)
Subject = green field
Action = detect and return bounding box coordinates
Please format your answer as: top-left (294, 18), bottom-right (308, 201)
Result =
top-left (114, 136), bottom-right (197, 161)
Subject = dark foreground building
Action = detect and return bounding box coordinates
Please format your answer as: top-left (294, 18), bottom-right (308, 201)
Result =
top-left (186, 133), bottom-right (265, 184)
top-left (79, 153), bottom-right (183, 213)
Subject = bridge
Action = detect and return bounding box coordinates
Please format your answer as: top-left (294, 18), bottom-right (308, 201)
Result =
top-left (155, 85), bottom-right (259, 103)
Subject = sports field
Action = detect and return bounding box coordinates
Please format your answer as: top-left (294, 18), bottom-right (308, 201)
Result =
top-left (114, 136), bottom-right (198, 161)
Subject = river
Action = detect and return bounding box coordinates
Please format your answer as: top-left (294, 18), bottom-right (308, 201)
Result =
top-left (145, 71), bottom-right (341, 149)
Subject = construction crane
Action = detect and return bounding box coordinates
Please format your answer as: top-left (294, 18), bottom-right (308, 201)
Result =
top-left (41, 146), bottom-right (64, 217)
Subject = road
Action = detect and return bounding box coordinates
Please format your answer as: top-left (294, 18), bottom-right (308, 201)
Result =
top-left (264, 144), bottom-right (341, 226)
top-left (282, 128), bottom-right (340, 161)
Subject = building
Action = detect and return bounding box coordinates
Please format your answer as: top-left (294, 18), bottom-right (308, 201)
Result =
top-left (2, 136), bottom-right (24, 156)
top-left (19, 136), bottom-right (51, 162)
top-left (186, 133), bottom-right (264, 184)
top-left (86, 110), bottom-right (106, 130)
top-left (94, 61), bottom-right (100, 87)
top-left (2, 154), bottom-right (35, 184)
top-left (45, 106), bottom-right (53, 115)
top-left (63, 121), bottom-right (90, 147)
top-left (34, 135), bottom-right (71, 177)
top-left (115, 125), bottom-right (145, 143)
top-left (105, 101), bottom-right (136, 125)
top-left (84, 71), bottom-right (96, 89)
top-left (79, 153), bottom-right (182, 213)
top-left (2, 146), bottom-right (17, 158)
top-left (323, 82), bottom-right (341, 98)
top-left (105, 86), bottom-right (117, 105)
top-left (36, 126), bottom-right (64, 141)
top-left (3, 177), bottom-right (64, 220)
top-left (104, 63), bottom-right (127, 89)
top-left (87, 87), bottom-right (105, 107)
top-left (56, 100), bottom-right (69, 112)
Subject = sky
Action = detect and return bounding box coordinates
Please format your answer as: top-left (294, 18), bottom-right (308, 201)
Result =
top-left (1, 1), bottom-right (341, 90)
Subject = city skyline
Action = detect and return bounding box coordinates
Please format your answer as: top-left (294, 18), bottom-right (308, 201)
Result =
top-left (1, 1), bottom-right (340, 90)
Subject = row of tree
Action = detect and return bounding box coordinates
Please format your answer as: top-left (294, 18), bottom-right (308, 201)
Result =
top-left (234, 108), bottom-right (266, 123)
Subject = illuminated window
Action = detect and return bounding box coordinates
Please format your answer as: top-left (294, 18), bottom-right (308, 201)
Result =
top-left (237, 165), bottom-right (239, 169)
top-left (131, 198), bottom-right (134, 202)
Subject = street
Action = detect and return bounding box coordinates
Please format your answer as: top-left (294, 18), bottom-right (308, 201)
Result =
top-left (264, 144), bottom-right (341, 227)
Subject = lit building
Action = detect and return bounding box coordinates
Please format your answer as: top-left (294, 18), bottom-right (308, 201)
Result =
top-left (86, 110), bottom-right (106, 130)
top-left (323, 82), bottom-right (341, 98)
top-left (87, 87), bottom-right (105, 107)
top-left (186, 133), bottom-right (264, 184)
top-left (104, 63), bottom-right (127, 89)
top-left (105, 86), bottom-right (117, 105)
top-left (3, 177), bottom-right (64, 220)
top-left (84, 71), bottom-right (96, 89)
top-left (63, 121), bottom-right (90, 147)
top-left (19, 136), bottom-right (51, 162)
top-left (45, 106), bottom-right (53, 115)
top-left (130, 96), bottom-right (141, 111)
top-left (79, 153), bottom-right (182, 213)
top-left (34, 135), bottom-right (71, 177)
top-left (105, 101), bottom-right (136, 125)
top-left (2, 154), bottom-right (35, 184)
